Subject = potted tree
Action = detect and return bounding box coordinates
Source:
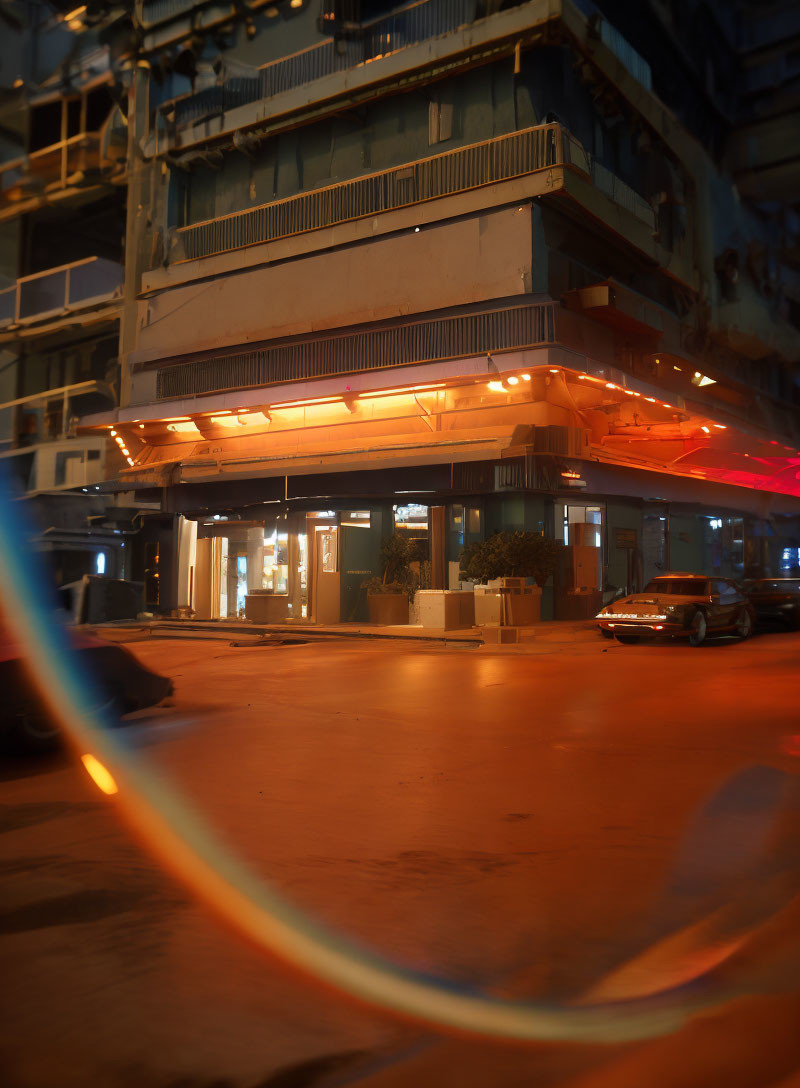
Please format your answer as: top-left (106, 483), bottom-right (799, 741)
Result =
top-left (461, 532), bottom-right (560, 625)
top-left (362, 533), bottom-right (416, 625)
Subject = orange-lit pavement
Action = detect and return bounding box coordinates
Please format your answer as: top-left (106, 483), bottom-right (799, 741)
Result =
top-left (1, 632), bottom-right (799, 1087)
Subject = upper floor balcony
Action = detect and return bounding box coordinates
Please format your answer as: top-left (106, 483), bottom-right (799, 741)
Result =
top-left (0, 435), bottom-right (111, 493)
top-left (0, 134), bottom-right (104, 218)
top-left (0, 81), bottom-right (126, 222)
top-left (0, 257), bottom-right (124, 335)
top-left (151, 0), bottom-right (655, 157)
top-left (168, 0), bottom-right (481, 129)
top-left (157, 122), bottom-right (672, 283)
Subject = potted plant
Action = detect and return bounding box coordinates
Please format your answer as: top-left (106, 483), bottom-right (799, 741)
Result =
top-left (362, 533), bottom-right (417, 625)
top-left (460, 532), bottom-right (560, 625)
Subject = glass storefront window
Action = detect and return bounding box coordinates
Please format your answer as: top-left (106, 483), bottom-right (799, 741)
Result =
top-left (393, 503), bottom-right (428, 529)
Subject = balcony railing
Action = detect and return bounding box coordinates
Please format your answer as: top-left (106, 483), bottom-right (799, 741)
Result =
top-left (172, 123), bottom-right (655, 263)
top-left (155, 299), bottom-right (557, 400)
top-left (0, 435), bottom-right (109, 492)
top-left (136, 0), bottom-right (203, 27)
top-left (0, 133), bottom-right (107, 215)
top-left (0, 257), bottom-right (123, 331)
top-left (169, 0), bottom-right (478, 129)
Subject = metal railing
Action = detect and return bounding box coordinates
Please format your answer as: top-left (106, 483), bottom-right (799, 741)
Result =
top-left (590, 161), bottom-right (655, 226)
top-left (173, 123), bottom-right (654, 262)
top-left (0, 133), bottom-right (104, 208)
top-left (136, 0), bottom-right (207, 28)
top-left (0, 436), bottom-right (109, 492)
top-left (155, 300), bottom-right (556, 399)
top-left (0, 258), bottom-right (123, 330)
top-left (598, 19), bottom-right (652, 91)
top-left (171, 0), bottom-right (477, 128)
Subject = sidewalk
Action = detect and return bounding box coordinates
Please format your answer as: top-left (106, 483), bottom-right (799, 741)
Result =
top-left (89, 616), bottom-right (600, 647)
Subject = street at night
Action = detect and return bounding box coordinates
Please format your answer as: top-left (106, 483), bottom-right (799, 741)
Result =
top-left (2, 629), bottom-right (799, 1087)
top-left (2, 0), bottom-right (800, 1082)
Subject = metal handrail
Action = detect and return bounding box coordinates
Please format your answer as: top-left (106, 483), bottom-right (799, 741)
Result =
top-left (0, 132), bottom-right (102, 177)
top-left (136, 0), bottom-right (208, 29)
top-left (0, 257), bottom-right (123, 330)
top-left (169, 0), bottom-right (477, 128)
top-left (176, 123), bottom-right (562, 260)
top-left (173, 123), bottom-right (654, 263)
top-left (155, 299), bottom-right (557, 400)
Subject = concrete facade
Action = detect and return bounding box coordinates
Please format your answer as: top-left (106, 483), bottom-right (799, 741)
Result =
top-left (2, 0), bottom-right (800, 619)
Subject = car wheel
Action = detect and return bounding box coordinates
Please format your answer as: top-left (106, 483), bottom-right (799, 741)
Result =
top-left (735, 607), bottom-right (753, 640)
top-left (688, 610), bottom-right (707, 647)
top-left (8, 705), bottom-right (61, 755)
top-left (615, 634), bottom-right (641, 644)
top-left (599, 628), bottom-right (614, 639)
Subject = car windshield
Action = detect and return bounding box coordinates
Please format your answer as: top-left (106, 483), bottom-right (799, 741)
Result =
top-left (743, 579), bottom-right (800, 594)
top-left (644, 578), bottom-right (709, 596)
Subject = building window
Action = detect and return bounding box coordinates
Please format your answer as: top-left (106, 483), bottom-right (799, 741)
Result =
top-left (428, 101), bottom-right (454, 145)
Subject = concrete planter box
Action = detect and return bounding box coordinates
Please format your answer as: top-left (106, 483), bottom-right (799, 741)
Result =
top-left (367, 593), bottom-right (409, 625)
top-left (245, 593), bottom-right (289, 623)
top-left (474, 585), bottom-right (502, 626)
top-left (416, 589), bottom-right (475, 630)
top-left (474, 581), bottom-right (542, 626)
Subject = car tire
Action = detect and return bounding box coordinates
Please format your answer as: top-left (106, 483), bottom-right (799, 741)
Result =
top-left (7, 705), bottom-right (61, 755)
top-left (735, 607), bottom-right (753, 640)
top-left (688, 610), bottom-right (707, 647)
top-left (615, 634), bottom-right (641, 644)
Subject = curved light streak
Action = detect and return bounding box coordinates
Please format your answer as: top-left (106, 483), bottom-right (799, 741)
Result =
top-left (0, 468), bottom-right (769, 1045)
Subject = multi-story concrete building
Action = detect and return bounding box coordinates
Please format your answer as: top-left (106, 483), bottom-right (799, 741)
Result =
top-left (18, 0), bottom-right (800, 621)
top-left (0, 0), bottom-right (133, 589)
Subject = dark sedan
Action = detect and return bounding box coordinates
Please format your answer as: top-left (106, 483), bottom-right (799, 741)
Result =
top-left (596, 573), bottom-right (755, 645)
top-left (1, 621), bottom-right (173, 754)
top-left (741, 578), bottom-right (800, 629)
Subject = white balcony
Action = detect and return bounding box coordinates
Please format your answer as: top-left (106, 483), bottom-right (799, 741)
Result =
top-left (0, 436), bottom-right (109, 493)
top-left (0, 257), bottom-right (123, 332)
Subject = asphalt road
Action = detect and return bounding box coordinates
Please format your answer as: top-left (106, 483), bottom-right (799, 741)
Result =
top-left (2, 629), bottom-right (800, 1087)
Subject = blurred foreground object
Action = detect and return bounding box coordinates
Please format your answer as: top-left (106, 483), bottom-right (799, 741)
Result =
top-left (0, 611), bottom-right (172, 753)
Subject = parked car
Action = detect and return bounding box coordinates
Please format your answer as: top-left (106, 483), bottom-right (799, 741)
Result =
top-left (740, 578), bottom-right (800, 629)
top-left (596, 573), bottom-right (755, 646)
top-left (1, 620), bottom-right (173, 754)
